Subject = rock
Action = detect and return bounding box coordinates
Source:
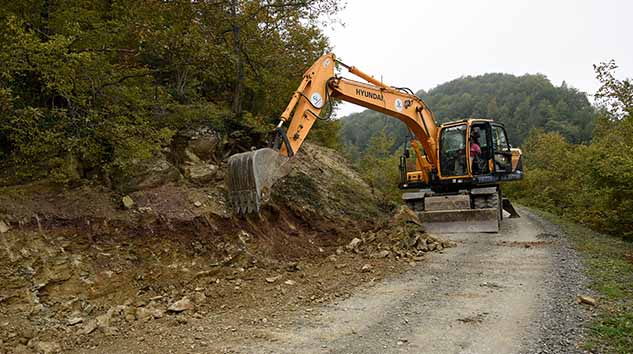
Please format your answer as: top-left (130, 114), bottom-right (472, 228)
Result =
top-left (286, 262), bottom-right (300, 272)
top-left (238, 230), bottom-right (251, 244)
top-left (416, 241), bottom-right (429, 252)
top-left (152, 308), bottom-right (165, 319)
top-left (136, 308), bottom-right (154, 322)
top-left (96, 309), bottom-right (114, 328)
top-left (137, 306), bottom-right (163, 321)
top-left (184, 148), bottom-right (202, 164)
top-left (427, 242), bottom-right (438, 252)
top-left (0, 220), bottom-right (9, 233)
top-left (122, 195), bottom-right (135, 209)
top-left (266, 275), bottom-right (282, 284)
top-left (360, 264), bottom-right (372, 273)
top-left (79, 319), bottom-right (98, 335)
top-left (193, 201), bottom-right (203, 207)
top-left (284, 280), bottom-right (297, 285)
top-left (34, 341), bottom-right (61, 354)
top-left (168, 297), bottom-right (194, 312)
top-left (184, 163), bottom-right (218, 184)
top-left (392, 205), bottom-right (423, 227)
top-left (67, 317), bottom-right (83, 326)
top-left (187, 128), bottom-right (221, 161)
top-left (370, 250), bottom-right (390, 258)
top-left (193, 292), bottom-right (207, 304)
top-left (112, 154), bottom-right (182, 193)
top-left (577, 295), bottom-right (596, 306)
top-left (335, 247), bottom-right (344, 255)
top-left (346, 238), bottom-right (362, 252)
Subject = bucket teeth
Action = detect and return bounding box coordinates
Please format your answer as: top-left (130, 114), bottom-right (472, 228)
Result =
top-left (228, 152), bottom-right (259, 214)
top-left (226, 148), bottom-right (290, 215)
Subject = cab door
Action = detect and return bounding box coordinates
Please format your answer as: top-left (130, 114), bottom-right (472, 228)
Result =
top-left (438, 124), bottom-right (468, 178)
top-left (492, 124), bottom-right (513, 173)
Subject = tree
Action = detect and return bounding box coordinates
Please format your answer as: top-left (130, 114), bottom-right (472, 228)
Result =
top-left (505, 60), bottom-right (633, 240)
top-left (0, 0), bottom-right (344, 184)
top-left (357, 129), bottom-right (400, 206)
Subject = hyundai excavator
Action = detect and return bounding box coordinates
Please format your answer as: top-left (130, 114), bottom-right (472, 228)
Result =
top-left (227, 53), bottom-right (523, 233)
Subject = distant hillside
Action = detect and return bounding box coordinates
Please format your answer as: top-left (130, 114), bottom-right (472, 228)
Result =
top-left (340, 73), bottom-right (597, 156)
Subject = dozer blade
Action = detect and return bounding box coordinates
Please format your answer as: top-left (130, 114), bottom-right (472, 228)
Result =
top-left (415, 194), bottom-right (500, 233)
top-left (420, 208), bottom-right (499, 233)
top-left (226, 148), bottom-right (291, 214)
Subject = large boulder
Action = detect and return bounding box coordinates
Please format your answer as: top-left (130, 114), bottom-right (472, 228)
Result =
top-left (179, 127), bottom-right (221, 162)
top-left (112, 154), bottom-right (182, 193)
top-left (183, 163), bottom-right (219, 184)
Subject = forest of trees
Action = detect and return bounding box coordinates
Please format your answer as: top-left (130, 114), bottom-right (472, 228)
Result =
top-left (340, 73), bottom-right (597, 159)
top-left (506, 61), bottom-right (633, 240)
top-left (0, 0), bottom-right (342, 184)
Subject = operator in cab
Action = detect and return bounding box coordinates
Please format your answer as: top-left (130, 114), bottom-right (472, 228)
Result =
top-left (470, 128), bottom-right (482, 174)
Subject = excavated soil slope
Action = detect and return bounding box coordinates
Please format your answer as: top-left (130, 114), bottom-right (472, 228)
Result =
top-left (0, 143), bottom-right (446, 354)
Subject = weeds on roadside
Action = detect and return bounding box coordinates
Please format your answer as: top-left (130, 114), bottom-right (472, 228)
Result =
top-left (535, 210), bottom-right (633, 353)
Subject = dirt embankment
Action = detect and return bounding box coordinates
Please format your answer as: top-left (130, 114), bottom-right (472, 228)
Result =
top-left (0, 142), bottom-right (448, 354)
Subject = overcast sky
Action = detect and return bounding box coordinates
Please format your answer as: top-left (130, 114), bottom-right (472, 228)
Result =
top-left (323, 0), bottom-right (633, 117)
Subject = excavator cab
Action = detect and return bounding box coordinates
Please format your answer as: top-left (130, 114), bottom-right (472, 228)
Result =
top-left (420, 120), bottom-right (521, 184)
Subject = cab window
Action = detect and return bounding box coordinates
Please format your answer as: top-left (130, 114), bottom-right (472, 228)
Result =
top-left (439, 125), bottom-right (467, 177)
top-left (493, 126), bottom-right (510, 152)
top-left (492, 125), bottom-right (512, 172)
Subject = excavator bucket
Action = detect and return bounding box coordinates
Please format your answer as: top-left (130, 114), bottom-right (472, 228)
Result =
top-left (226, 148), bottom-right (291, 214)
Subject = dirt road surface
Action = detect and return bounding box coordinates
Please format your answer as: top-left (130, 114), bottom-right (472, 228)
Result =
top-left (223, 208), bottom-right (590, 354)
top-left (74, 207), bottom-right (591, 354)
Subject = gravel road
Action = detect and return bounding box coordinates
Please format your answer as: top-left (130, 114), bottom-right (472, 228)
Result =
top-left (227, 207), bottom-right (593, 354)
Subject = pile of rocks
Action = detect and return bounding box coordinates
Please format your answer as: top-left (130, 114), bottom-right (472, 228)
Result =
top-left (342, 206), bottom-right (455, 261)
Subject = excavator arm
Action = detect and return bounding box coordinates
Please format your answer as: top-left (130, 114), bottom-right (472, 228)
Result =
top-left (227, 53), bottom-right (441, 213)
top-left (279, 54), bottom-right (438, 167)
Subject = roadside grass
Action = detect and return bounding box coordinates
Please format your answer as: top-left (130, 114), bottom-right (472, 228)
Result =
top-left (533, 209), bottom-right (633, 353)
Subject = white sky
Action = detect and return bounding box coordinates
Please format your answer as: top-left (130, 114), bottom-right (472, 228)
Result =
top-left (324, 0), bottom-right (633, 117)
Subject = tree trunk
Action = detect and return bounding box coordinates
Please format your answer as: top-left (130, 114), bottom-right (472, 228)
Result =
top-left (231, 0), bottom-right (244, 117)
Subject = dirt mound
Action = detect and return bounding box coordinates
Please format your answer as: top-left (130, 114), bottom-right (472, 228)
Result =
top-left (0, 143), bottom-right (449, 353)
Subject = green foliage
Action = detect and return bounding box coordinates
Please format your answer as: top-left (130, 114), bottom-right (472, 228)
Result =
top-left (340, 73), bottom-right (597, 155)
top-left (506, 62), bottom-right (633, 240)
top-left (308, 118), bottom-right (342, 150)
top-left (0, 0), bottom-right (341, 185)
top-left (355, 129), bottom-right (401, 206)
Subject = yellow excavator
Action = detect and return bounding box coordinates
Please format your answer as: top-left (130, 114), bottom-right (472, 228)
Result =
top-left (227, 53), bottom-right (523, 233)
